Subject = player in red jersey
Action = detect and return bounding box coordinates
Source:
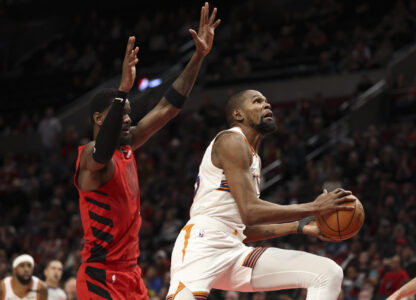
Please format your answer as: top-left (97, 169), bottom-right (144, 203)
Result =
top-left (74, 3), bottom-right (220, 299)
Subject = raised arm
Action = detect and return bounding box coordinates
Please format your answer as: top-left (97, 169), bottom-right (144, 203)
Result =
top-left (387, 277), bottom-right (416, 300)
top-left (77, 37), bottom-right (138, 190)
top-left (213, 132), bottom-right (355, 226)
top-left (130, 2), bottom-right (221, 150)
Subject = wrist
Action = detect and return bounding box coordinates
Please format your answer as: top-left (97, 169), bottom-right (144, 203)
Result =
top-left (293, 221), bottom-right (300, 234)
top-left (194, 50), bottom-right (206, 60)
top-left (114, 90), bottom-right (128, 102)
top-left (305, 202), bottom-right (318, 216)
top-left (298, 216), bottom-right (316, 234)
top-left (118, 86), bottom-right (130, 94)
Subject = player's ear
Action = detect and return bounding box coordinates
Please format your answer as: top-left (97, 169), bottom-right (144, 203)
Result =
top-left (93, 112), bottom-right (104, 126)
top-left (233, 109), bottom-right (243, 122)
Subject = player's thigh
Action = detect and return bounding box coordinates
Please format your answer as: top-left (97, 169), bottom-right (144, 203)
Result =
top-left (251, 247), bottom-right (343, 290)
top-left (171, 228), bottom-right (252, 297)
top-left (212, 246), bottom-right (267, 292)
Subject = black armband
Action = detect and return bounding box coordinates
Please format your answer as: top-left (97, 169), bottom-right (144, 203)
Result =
top-left (164, 85), bottom-right (187, 109)
top-left (116, 90), bottom-right (128, 100)
top-left (92, 95), bottom-right (126, 164)
top-left (297, 216), bottom-right (316, 234)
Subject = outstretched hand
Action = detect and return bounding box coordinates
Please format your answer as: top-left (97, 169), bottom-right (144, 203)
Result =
top-left (189, 2), bottom-right (221, 57)
top-left (119, 36), bottom-right (139, 93)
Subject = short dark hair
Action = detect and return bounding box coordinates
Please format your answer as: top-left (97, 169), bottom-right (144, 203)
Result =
top-left (89, 88), bottom-right (118, 123)
top-left (45, 259), bottom-right (62, 269)
top-left (225, 90), bottom-right (248, 126)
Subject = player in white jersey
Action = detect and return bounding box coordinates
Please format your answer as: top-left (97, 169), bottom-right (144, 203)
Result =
top-left (43, 260), bottom-right (67, 300)
top-left (168, 89), bottom-right (356, 300)
top-left (0, 254), bottom-right (48, 300)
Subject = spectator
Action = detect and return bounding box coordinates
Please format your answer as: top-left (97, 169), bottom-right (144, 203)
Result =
top-left (38, 107), bottom-right (62, 153)
top-left (377, 255), bottom-right (410, 298)
top-left (63, 277), bottom-right (77, 300)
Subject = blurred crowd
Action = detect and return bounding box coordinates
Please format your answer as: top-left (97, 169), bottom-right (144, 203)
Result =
top-left (1, 0), bottom-right (416, 299)
top-left (3, 0), bottom-right (416, 125)
top-left (0, 81), bottom-right (415, 300)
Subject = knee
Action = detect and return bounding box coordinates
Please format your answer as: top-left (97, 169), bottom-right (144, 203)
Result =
top-left (327, 261), bottom-right (343, 285)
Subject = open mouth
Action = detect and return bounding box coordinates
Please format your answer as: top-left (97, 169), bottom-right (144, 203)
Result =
top-left (263, 111), bottom-right (273, 119)
top-left (121, 128), bottom-right (130, 135)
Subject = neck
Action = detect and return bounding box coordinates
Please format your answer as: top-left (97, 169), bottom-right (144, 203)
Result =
top-left (46, 279), bottom-right (58, 288)
top-left (12, 277), bottom-right (31, 294)
top-left (233, 124), bottom-right (262, 152)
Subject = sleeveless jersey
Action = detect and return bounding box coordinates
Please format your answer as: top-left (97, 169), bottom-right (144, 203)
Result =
top-left (74, 145), bottom-right (141, 264)
top-left (1, 276), bottom-right (41, 300)
top-left (190, 127), bottom-right (261, 232)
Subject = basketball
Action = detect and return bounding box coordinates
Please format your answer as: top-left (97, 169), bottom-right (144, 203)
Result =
top-left (317, 195), bottom-right (365, 241)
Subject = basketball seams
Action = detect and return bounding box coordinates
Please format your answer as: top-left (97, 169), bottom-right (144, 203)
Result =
top-left (319, 215), bottom-right (339, 232)
top-left (318, 197), bottom-right (364, 241)
top-left (339, 200), bottom-right (357, 231)
top-left (336, 211), bottom-right (341, 240)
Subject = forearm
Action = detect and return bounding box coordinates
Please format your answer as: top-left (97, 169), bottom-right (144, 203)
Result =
top-left (244, 199), bottom-right (317, 225)
top-left (93, 98), bottom-right (125, 164)
top-left (171, 51), bottom-right (204, 97)
top-left (243, 222), bottom-right (299, 243)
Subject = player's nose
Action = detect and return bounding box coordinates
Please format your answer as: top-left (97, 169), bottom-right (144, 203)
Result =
top-left (264, 102), bottom-right (272, 110)
top-left (123, 114), bottom-right (131, 125)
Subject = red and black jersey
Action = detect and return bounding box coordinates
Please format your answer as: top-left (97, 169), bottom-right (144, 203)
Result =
top-left (74, 144), bottom-right (141, 265)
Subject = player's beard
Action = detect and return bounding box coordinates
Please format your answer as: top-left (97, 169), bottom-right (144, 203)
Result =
top-left (253, 116), bottom-right (277, 135)
top-left (119, 134), bottom-right (132, 146)
top-left (16, 274), bottom-right (31, 285)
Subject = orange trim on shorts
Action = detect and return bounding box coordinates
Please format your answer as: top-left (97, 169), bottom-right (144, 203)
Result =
top-left (242, 247), bottom-right (267, 268)
top-left (181, 224), bottom-right (194, 262)
top-left (166, 281), bottom-right (185, 300)
top-left (37, 280), bottom-right (41, 300)
top-left (1, 280), bottom-right (5, 300)
top-left (193, 291), bottom-right (209, 300)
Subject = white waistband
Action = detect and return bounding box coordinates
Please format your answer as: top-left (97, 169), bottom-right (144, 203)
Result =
top-left (187, 215), bottom-right (246, 241)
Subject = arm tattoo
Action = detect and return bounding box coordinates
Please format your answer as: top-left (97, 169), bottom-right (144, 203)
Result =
top-left (263, 230), bottom-right (276, 237)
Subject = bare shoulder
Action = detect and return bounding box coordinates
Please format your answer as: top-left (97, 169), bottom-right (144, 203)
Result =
top-left (79, 141), bottom-right (96, 169)
top-left (212, 131), bottom-right (252, 169)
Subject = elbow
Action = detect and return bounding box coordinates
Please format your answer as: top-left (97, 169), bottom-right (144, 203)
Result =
top-left (240, 209), bottom-right (257, 226)
top-left (169, 108), bottom-right (180, 119)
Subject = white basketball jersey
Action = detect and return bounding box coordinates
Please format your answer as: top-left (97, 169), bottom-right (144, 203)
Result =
top-left (1, 276), bottom-right (41, 300)
top-left (190, 127), bottom-right (261, 232)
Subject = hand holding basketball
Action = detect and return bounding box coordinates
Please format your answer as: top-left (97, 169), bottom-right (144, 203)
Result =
top-left (312, 188), bottom-right (356, 216)
top-left (317, 195), bottom-right (365, 241)
top-left (302, 218), bottom-right (333, 242)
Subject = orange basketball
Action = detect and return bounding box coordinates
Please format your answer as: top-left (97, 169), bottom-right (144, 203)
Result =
top-left (317, 195), bottom-right (365, 241)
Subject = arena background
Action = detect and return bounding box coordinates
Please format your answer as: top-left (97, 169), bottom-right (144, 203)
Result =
top-left (1, 0), bottom-right (416, 299)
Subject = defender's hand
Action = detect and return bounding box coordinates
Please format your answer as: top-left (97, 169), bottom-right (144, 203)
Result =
top-left (189, 2), bottom-right (221, 57)
top-left (313, 188), bottom-right (355, 216)
top-left (119, 36), bottom-right (139, 93)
